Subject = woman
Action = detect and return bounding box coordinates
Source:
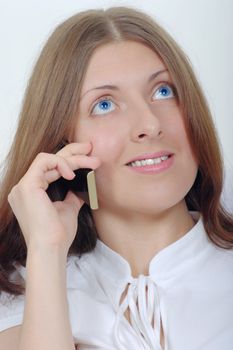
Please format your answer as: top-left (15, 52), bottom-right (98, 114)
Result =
top-left (0, 6), bottom-right (233, 350)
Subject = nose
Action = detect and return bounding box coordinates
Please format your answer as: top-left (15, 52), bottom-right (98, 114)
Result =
top-left (130, 100), bottom-right (162, 142)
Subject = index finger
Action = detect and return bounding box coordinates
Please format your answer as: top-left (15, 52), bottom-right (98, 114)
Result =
top-left (57, 142), bottom-right (92, 157)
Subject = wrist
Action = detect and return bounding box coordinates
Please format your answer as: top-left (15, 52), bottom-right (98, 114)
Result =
top-left (27, 240), bottom-right (68, 265)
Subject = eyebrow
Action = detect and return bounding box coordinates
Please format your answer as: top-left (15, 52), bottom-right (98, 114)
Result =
top-left (80, 68), bottom-right (168, 99)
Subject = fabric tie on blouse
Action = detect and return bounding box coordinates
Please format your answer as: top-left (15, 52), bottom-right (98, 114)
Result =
top-left (113, 275), bottom-right (163, 350)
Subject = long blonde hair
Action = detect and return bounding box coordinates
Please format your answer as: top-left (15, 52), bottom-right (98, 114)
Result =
top-left (0, 7), bottom-right (232, 295)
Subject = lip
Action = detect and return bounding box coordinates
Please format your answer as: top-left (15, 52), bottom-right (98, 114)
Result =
top-left (126, 151), bottom-right (174, 165)
top-left (125, 151), bottom-right (174, 174)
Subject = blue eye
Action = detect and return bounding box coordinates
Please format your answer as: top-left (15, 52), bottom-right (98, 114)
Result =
top-left (153, 84), bottom-right (175, 100)
top-left (91, 99), bottom-right (115, 115)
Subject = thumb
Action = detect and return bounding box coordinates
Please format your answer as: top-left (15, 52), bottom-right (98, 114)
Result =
top-left (64, 191), bottom-right (84, 214)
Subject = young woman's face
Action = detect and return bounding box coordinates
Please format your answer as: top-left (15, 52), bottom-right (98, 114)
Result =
top-left (73, 41), bottom-right (198, 215)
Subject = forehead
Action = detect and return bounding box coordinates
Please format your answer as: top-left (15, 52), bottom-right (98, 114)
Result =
top-left (81, 41), bottom-right (167, 91)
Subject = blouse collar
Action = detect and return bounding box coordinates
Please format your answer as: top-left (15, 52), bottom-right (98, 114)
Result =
top-left (86, 213), bottom-right (211, 309)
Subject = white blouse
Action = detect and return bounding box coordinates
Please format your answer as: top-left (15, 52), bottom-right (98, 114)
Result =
top-left (1, 214), bottom-right (233, 349)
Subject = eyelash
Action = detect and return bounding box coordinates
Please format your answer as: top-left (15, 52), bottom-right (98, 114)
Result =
top-left (90, 82), bottom-right (177, 115)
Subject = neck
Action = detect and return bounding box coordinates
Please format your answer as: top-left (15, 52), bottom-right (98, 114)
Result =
top-left (93, 201), bottom-right (195, 277)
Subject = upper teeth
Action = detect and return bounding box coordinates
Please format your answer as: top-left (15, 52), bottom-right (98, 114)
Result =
top-left (129, 156), bottom-right (169, 167)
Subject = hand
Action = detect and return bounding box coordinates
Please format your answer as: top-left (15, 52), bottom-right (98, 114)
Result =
top-left (8, 143), bottom-right (101, 255)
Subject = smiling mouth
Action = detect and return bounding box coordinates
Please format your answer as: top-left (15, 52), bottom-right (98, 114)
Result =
top-left (127, 155), bottom-right (172, 167)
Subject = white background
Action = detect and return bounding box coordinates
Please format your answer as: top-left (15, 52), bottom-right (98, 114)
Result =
top-left (0, 0), bottom-right (232, 209)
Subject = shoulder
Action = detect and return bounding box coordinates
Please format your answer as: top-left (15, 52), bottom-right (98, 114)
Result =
top-left (0, 291), bottom-right (24, 333)
top-left (204, 241), bottom-right (233, 287)
top-left (0, 263), bottom-right (26, 332)
top-left (0, 254), bottom-right (90, 333)
top-left (215, 245), bottom-right (233, 266)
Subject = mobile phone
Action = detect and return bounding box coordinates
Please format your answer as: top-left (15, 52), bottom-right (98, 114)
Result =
top-left (51, 168), bottom-right (98, 210)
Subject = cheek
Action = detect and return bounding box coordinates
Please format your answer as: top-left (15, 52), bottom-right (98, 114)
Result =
top-left (74, 121), bottom-right (126, 163)
top-left (91, 135), bottom-right (119, 161)
top-left (167, 115), bottom-right (194, 155)
top-left (167, 115), bottom-right (198, 177)
top-left (86, 128), bottom-right (126, 203)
